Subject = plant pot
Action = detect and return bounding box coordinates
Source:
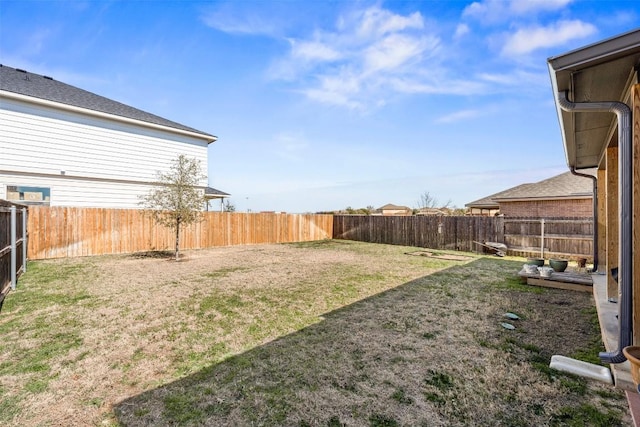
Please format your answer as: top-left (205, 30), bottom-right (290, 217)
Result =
top-left (549, 259), bottom-right (568, 272)
top-left (527, 257), bottom-right (544, 267)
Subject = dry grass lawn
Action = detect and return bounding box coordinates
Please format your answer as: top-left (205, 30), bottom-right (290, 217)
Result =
top-left (0, 240), bottom-right (630, 426)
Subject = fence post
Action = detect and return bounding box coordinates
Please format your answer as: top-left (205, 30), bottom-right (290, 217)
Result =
top-left (540, 218), bottom-right (545, 259)
top-left (10, 206), bottom-right (16, 290)
top-left (22, 208), bottom-right (27, 273)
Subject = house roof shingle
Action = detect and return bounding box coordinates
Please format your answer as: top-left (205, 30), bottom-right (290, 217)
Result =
top-left (204, 187), bottom-right (230, 198)
top-left (378, 203), bottom-right (411, 211)
top-left (0, 64), bottom-right (216, 140)
top-left (466, 169), bottom-right (595, 208)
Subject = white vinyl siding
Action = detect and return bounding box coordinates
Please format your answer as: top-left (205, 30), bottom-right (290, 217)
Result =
top-left (0, 173), bottom-right (205, 209)
top-left (0, 97), bottom-right (208, 184)
top-left (0, 95), bottom-right (211, 208)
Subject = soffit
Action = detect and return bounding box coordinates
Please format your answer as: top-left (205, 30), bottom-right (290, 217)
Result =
top-left (548, 29), bottom-right (640, 169)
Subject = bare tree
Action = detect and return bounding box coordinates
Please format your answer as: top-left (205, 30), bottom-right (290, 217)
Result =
top-left (140, 155), bottom-right (206, 261)
top-left (417, 191), bottom-right (452, 211)
top-left (417, 191), bottom-right (438, 209)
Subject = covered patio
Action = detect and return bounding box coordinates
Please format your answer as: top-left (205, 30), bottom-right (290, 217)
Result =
top-left (548, 27), bottom-right (640, 423)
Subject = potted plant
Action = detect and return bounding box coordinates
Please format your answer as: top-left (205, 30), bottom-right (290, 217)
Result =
top-left (549, 259), bottom-right (568, 272)
top-left (527, 257), bottom-right (545, 267)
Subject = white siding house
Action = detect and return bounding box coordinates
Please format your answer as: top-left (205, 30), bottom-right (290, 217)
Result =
top-left (0, 65), bottom-right (219, 208)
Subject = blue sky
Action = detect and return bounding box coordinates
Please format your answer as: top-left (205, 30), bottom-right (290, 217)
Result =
top-left (1, 1), bottom-right (638, 213)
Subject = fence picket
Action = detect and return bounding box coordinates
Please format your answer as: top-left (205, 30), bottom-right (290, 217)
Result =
top-left (333, 215), bottom-right (592, 260)
top-left (26, 207), bottom-right (333, 260)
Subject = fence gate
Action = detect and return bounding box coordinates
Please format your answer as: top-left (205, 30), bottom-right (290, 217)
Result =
top-left (0, 200), bottom-right (28, 311)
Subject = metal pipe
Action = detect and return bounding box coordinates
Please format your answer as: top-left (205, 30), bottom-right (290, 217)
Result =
top-left (557, 91), bottom-right (632, 364)
top-left (570, 167), bottom-right (598, 272)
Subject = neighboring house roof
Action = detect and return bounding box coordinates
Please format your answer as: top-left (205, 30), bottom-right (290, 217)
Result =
top-left (416, 207), bottom-right (447, 216)
top-left (0, 64), bottom-right (216, 141)
top-left (466, 184), bottom-right (530, 209)
top-left (378, 203), bottom-right (411, 210)
top-left (466, 169), bottom-right (595, 208)
top-left (204, 187), bottom-right (230, 198)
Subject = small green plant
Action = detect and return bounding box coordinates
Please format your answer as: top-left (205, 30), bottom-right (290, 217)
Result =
top-left (391, 388), bottom-right (413, 405)
top-left (369, 413), bottom-right (399, 427)
top-left (424, 370), bottom-right (455, 390)
top-left (163, 393), bottom-right (205, 424)
top-left (550, 403), bottom-right (623, 426)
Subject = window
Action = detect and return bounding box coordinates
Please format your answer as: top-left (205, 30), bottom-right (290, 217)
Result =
top-left (6, 185), bottom-right (50, 206)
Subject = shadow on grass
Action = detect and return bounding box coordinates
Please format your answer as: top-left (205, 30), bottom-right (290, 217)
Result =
top-left (114, 257), bottom-right (625, 426)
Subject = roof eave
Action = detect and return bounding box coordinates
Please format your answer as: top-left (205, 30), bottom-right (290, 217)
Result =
top-left (494, 195), bottom-right (593, 203)
top-left (547, 28), bottom-right (640, 170)
top-left (1, 89), bottom-right (218, 144)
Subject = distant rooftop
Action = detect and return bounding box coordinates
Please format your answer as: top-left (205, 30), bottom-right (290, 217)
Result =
top-left (466, 169), bottom-right (595, 208)
top-left (0, 64), bottom-right (216, 141)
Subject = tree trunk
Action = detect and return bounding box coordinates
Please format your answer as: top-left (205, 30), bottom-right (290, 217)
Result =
top-left (175, 219), bottom-right (181, 261)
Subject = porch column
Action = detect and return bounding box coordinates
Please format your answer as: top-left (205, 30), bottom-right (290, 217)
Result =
top-left (597, 168), bottom-right (607, 271)
top-left (606, 146), bottom-right (618, 300)
top-left (632, 84), bottom-right (640, 345)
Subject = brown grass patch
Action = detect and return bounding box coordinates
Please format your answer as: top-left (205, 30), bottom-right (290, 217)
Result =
top-left (0, 241), bottom-right (629, 426)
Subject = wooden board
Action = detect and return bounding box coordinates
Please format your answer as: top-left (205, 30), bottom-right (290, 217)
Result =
top-left (518, 270), bottom-right (593, 292)
top-left (404, 251), bottom-right (474, 261)
top-left (526, 277), bottom-right (593, 293)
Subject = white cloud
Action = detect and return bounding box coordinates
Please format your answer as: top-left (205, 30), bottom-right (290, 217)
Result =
top-left (478, 69), bottom-right (548, 87)
top-left (351, 7), bottom-right (424, 38)
top-left (363, 34), bottom-right (437, 73)
top-left (510, 0), bottom-right (573, 14)
top-left (200, 4), bottom-right (281, 36)
top-left (454, 24), bottom-right (470, 39)
top-left (290, 39), bottom-right (342, 62)
top-left (267, 6), bottom-right (465, 110)
top-left (502, 20), bottom-right (597, 55)
top-left (463, 0), bottom-right (573, 23)
top-left (435, 109), bottom-right (485, 124)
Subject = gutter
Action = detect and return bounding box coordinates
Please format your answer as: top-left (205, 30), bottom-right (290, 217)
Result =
top-left (570, 167), bottom-right (598, 272)
top-left (557, 91), bottom-right (632, 364)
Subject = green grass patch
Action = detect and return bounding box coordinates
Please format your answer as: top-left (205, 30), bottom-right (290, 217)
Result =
top-left (550, 403), bottom-right (623, 426)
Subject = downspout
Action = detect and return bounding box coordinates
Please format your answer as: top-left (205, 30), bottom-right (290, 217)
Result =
top-left (557, 91), bottom-right (632, 364)
top-left (570, 167), bottom-right (598, 272)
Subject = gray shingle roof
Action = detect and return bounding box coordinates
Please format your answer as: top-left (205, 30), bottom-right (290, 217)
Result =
top-left (204, 187), bottom-right (230, 197)
top-left (0, 64), bottom-right (215, 140)
top-left (466, 169), bottom-right (595, 208)
top-left (465, 184), bottom-right (531, 208)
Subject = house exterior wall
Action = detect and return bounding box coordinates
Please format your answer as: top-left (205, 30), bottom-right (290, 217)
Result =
top-left (468, 207), bottom-right (499, 216)
top-left (381, 208), bottom-right (411, 216)
top-left (0, 96), bottom-right (209, 208)
top-left (499, 198), bottom-right (592, 218)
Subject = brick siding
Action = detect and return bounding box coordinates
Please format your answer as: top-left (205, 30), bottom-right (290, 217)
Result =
top-left (499, 198), bottom-right (592, 218)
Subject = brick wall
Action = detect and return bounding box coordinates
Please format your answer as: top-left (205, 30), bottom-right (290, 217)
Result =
top-left (499, 198), bottom-right (592, 218)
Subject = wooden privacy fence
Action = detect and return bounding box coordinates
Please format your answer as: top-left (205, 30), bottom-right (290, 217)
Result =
top-left (1, 200), bottom-right (28, 310)
top-left (333, 215), bottom-right (504, 252)
top-left (503, 217), bottom-right (593, 260)
top-left (28, 207), bottom-right (333, 259)
top-left (333, 215), bottom-right (593, 260)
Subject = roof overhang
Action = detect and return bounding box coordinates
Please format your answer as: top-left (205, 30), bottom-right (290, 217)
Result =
top-left (493, 195), bottom-right (592, 203)
top-left (1, 89), bottom-right (218, 144)
top-left (547, 29), bottom-right (640, 169)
